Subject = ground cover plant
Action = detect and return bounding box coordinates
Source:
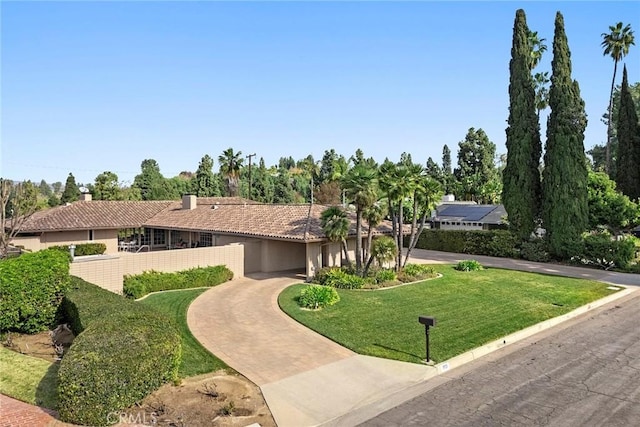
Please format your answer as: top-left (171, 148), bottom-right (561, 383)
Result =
top-left (138, 288), bottom-right (229, 377)
top-left (279, 265), bottom-right (618, 364)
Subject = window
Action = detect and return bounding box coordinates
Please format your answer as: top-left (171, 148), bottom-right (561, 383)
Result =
top-left (170, 230), bottom-right (181, 244)
top-left (153, 229), bottom-right (166, 246)
top-left (199, 233), bottom-right (213, 247)
top-left (140, 229), bottom-right (151, 246)
top-left (88, 230), bottom-right (94, 241)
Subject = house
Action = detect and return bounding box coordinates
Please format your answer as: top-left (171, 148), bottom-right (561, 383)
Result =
top-left (432, 202), bottom-right (507, 231)
top-left (11, 194), bottom-right (394, 291)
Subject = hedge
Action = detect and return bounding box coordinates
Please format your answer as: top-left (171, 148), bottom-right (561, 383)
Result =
top-left (0, 249), bottom-right (70, 333)
top-left (578, 233), bottom-right (637, 270)
top-left (57, 277), bottom-right (181, 426)
top-left (411, 229), bottom-right (520, 258)
top-left (123, 265), bottom-right (233, 299)
top-left (49, 242), bottom-right (106, 257)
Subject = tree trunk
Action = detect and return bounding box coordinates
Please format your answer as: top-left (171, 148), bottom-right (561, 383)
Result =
top-left (341, 239), bottom-right (352, 267)
top-left (396, 200), bottom-right (404, 271)
top-left (403, 212), bottom-right (428, 268)
top-left (606, 60), bottom-right (619, 174)
top-left (355, 210), bottom-right (363, 274)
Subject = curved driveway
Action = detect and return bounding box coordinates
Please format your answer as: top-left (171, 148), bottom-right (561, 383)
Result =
top-left (187, 251), bottom-right (640, 426)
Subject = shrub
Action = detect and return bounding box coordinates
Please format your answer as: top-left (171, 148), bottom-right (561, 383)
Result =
top-left (49, 243), bottom-right (106, 257)
top-left (375, 269), bottom-right (397, 284)
top-left (577, 233), bottom-right (637, 270)
top-left (397, 264), bottom-right (437, 283)
top-left (312, 267), bottom-right (365, 289)
top-left (299, 285), bottom-right (340, 309)
top-left (455, 260), bottom-right (483, 271)
top-left (123, 265), bottom-right (233, 299)
top-left (57, 277), bottom-right (181, 426)
top-left (520, 238), bottom-right (550, 262)
top-left (0, 249), bottom-right (70, 333)
top-left (413, 229), bottom-right (519, 258)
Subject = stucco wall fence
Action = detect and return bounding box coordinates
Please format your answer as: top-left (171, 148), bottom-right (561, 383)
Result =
top-left (69, 244), bottom-right (245, 294)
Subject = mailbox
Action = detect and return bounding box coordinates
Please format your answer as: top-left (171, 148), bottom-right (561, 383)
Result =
top-left (418, 316), bottom-right (436, 327)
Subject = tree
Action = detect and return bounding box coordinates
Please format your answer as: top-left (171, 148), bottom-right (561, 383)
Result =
top-left (602, 22), bottom-right (635, 173)
top-left (369, 236), bottom-right (396, 270)
top-left (588, 170), bottom-right (639, 233)
top-left (503, 9), bottom-right (543, 240)
top-left (194, 155), bottom-right (220, 197)
top-left (528, 30), bottom-right (547, 69)
top-left (132, 159), bottom-right (176, 200)
top-left (341, 163), bottom-right (378, 274)
top-left (218, 148), bottom-right (244, 197)
top-left (93, 171), bottom-right (122, 200)
top-left (1, 179), bottom-right (38, 258)
top-left (38, 179), bottom-right (52, 198)
top-left (320, 206), bottom-right (352, 266)
top-left (362, 200), bottom-right (387, 275)
top-left (615, 65), bottom-right (640, 200)
top-left (454, 128), bottom-right (497, 203)
top-left (441, 144), bottom-right (455, 194)
top-left (542, 12), bottom-right (589, 259)
top-left (60, 173), bottom-right (80, 204)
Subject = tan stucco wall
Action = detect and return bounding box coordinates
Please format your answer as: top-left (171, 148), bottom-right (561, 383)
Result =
top-left (261, 240), bottom-right (306, 273)
top-left (69, 244), bottom-right (244, 294)
top-left (10, 235), bottom-right (42, 253)
top-left (13, 229), bottom-right (119, 253)
top-left (306, 243), bottom-right (322, 279)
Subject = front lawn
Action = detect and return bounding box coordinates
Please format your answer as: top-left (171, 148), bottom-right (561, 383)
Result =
top-left (139, 288), bottom-right (229, 377)
top-left (0, 346), bottom-right (58, 409)
top-left (279, 265), bottom-right (619, 363)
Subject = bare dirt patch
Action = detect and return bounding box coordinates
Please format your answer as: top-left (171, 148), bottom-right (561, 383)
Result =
top-left (122, 372), bottom-right (276, 427)
top-left (2, 329), bottom-right (67, 362)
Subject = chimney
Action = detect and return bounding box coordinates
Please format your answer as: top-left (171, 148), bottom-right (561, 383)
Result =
top-left (182, 194), bottom-right (196, 210)
top-left (80, 192), bottom-right (92, 201)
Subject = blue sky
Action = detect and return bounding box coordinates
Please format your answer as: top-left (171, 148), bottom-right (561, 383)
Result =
top-left (2, 1), bottom-right (639, 185)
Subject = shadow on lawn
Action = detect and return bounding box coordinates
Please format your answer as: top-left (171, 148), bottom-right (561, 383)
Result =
top-left (35, 362), bottom-right (59, 411)
top-left (373, 343), bottom-right (422, 361)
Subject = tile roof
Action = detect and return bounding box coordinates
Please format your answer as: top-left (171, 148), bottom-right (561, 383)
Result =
top-left (18, 198), bottom-right (395, 242)
top-left (19, 201), bottom-right (174, 232)
top-left (145, 202), bottom-right (394, 242)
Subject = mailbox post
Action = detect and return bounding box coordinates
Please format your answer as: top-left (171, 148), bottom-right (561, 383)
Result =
top-left (418, 315), bottom-right (436, 364)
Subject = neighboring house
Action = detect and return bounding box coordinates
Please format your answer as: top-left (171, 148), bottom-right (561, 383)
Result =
top-left (432, 203), bottom-right (507, 231)
top-left (12, 194), bottom-right (394, 282)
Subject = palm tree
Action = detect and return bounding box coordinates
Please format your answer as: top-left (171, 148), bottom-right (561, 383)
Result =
top-left (404, 175), bottom-right (442, 267)
top-left (362, 200), bottom-right (387, 275)
top-left (320, 206), bottom-right (352, 267)
top-left (528, 30), bottom-right (547, 70)
top-left (602, 22), bottom-right (635, 173)
top-left (341, 163), bottom-right (378, 274)
top-left (368, 236), bottom-right (397, 271)
top-left (533, 71), bottom-right (550, 120)
top-left (218, 148), bottom-right (244, 197)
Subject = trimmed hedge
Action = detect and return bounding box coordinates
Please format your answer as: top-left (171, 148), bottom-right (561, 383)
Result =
top-left (49, 242), bottom-right (106, 257)
top-left (0, 249), bottom-right (70, 333)
top-left (123, 265), bottom-right (234, 299)
top-left (412, 229), bottom-right (520, 258)
top-left (57, 277), bottom-right (181, 426)
top-left (578, 233), bottom-right (637, 270)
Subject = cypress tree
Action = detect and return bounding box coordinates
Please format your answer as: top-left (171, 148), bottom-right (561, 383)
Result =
top-left (60, 173), bottom-right (80, 204)
top-left (542, 12), bottom-right (589, 259)
top-left (615, 65), bottom-right (640, 200)
top-left (503, 9), bottom-right (542, 239)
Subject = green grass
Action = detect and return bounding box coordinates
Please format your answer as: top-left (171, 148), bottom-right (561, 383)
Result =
top-left (279, 265), bottom-right (619, 364)
top-left (138, 288), bottom-right (229, 377)
top-left (0, 346), bottom-right (58, 409)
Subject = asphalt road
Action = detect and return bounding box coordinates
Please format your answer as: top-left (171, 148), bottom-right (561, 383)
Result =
top-left (361, 290), bottom-right (640, 427)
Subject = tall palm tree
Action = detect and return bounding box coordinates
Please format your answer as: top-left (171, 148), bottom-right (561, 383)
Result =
top-left (218, 148), bottom-right (244, 197)
top-left (362, 200), bottom-right (387, 274)
top-left (320, 206), bottom-right (352, 267)
top-left (602, 22), bottom-right (635, 173)
top-left (533, 71), bottom-right (550, 120)
top-left (342, 164), bottom-right (378, 273)
top-left (528, 30), bottom-right (547, 70)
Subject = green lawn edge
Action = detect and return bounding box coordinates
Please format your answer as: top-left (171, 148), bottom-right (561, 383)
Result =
top-left (0, 346), bottom-right (58, 410)
top-left (278, 265), bottom-right (620, 364)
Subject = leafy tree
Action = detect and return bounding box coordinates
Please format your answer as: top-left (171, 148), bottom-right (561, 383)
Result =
top-left (38, 179), bottom-right (52, 197)
top-left (588, 170), bottom-right (639, 233)
top-left (51, 181), bottom-right (63, 194)
top-left (218, 148), bottom-right (244, 197)
top-left (602, 22), bottom-right (635, 173)
top-left (589, 81), bottom-right (640, 172)
top-left (318, 149), bottom-right (347, 184)
top-left (615, 65), bottom-right (640, 200)
top-left (425, 157), bottom-right (441, 182)
top-left (47, 194), bottom-right (60, 207)
top-left (542, 12), bottom-right (589, 259)
top-left (503, 9), bottom-right (543, 240)
top-left (194, 155), bottom-right (220, 197)
top-left (273, 170), bottom-right (295, 203)
top-left (341, 163), bottom-right (378, 274)
top-left (60, 173), bottom-right (80, 204)
top-left (315, 181), bottom-right (342, 205)
top-left (132, 159), bottom-right (177, 200)
top-left (320, 206), bottom-right (352, 266)
top-left (441, 144), bottom-right (455, 194)
top-left (250, 158), bottom-right (275, 203)
top-left (278, 156), bottom-right (296, 170)
top-left (93, 171), bottom-right (122, 200)
top-left (1, 179), bottom-right (38, 257)
top-left (369, 236), bottom-right (396, 270)
top-left (454, 128), bottom-right (497, 202)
